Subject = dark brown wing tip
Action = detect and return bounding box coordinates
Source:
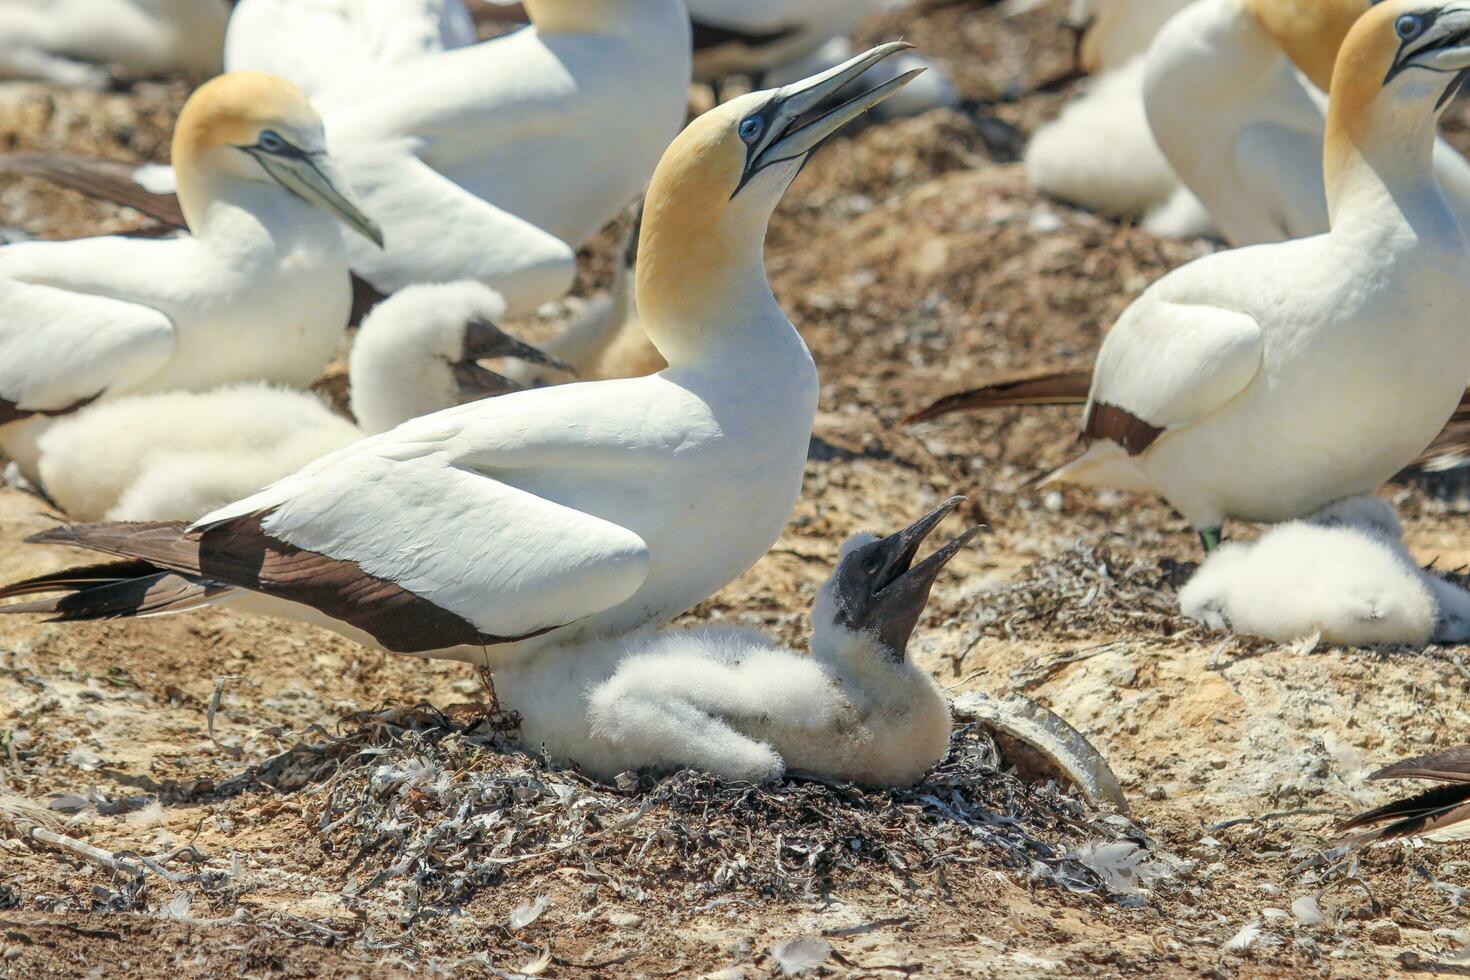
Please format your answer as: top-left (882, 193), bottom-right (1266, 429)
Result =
top-left (901, 390), bottom-right (986, 426)
top-left (1369, 744), bottom-right (1470, 783)
top-left (25, 520), bottom-right (184, 549)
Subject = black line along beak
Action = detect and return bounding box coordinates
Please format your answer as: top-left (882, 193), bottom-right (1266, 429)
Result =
top-left (453, 319), bottom-right (574, 400)
top-left (244, 138), bottom-right (384, 248)
top-left (736, 41), bottom-right (921, 196)
top-left (841, 496), bottom-right (981, 661)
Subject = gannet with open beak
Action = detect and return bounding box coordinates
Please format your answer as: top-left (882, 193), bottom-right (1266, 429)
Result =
top-left (1339, 745), bottom-right (1470, 844)
top-left (1145, 0), bottom-right (1470, 246)
top-left (500, 499), bottom-right (971, 788)
top-left (0, 0), bottom-right (230, 87)
top-left (33, 282), bottom-right (564, 523)
top-left (943, 2), bottom-right (1470, 551)
top-left (0, 72), bottom-right (381, 480)
top-left (0, 46), bottom-right (921, 665)
top-left (225, 0), bottom-right (478, 100)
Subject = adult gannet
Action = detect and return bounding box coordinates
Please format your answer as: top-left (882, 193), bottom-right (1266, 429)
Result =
top-left (224, 0), bottom-right (478, 99)
top-left (0, 0), bottom-right (230, 87)
top-left (0, 47), bottom-right (921, 665)
top-left (1025, 0), bottom-right (1210, 237)
top-left (0, 72), bottom-right (381, 481)
top-left (34, 282), bottom-right (563, 522)
top-left (930, 1), bottom-right (1470, 550)
top-left (500, 499), bottom-right (969, 787)
top-left (1145, 0), bottom-right (1470, 245)
top-left (1340, 745), bottom-right (1470, 843)
top-left (7, 0), bottom-right (689, 315)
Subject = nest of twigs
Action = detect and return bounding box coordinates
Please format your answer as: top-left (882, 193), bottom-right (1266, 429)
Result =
top-left (210, 704), bottom-right (1158, 922)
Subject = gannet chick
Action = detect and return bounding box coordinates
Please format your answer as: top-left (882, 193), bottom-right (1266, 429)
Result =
top-left (33, 281), bottom-right (561, 522)
top-left (0, 72), bottom-right (381, 482)
top-left (1025, 0), bottom-right (1209, 234)
top-left (500, 499), bottom-right (973, 787)
top-left (956, 2), bottom-right (1470, 552)
top-left (0, 47), bottom-right (921, 665)
top-left (0, 0), bottom-right (230, 87)
top-left (1179, 495), bottom-right (1470, 645)
top-left (1145, 0), bottom-right (1470, 246)
top-left (225, 0), bottom-right (478, 99)
top-left (1340, 745), bottom-right (1470, 844)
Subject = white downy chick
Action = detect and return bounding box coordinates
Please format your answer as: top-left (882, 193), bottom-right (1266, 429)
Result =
top-left (498, 498), bottom-right (976, 787)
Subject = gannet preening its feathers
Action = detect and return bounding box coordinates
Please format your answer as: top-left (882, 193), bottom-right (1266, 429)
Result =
top-left (1145, 0), bottom-right (1470, 246)
top-left (225, 0), bottom-right (479, 99)
top-left (1340, 745), bottom-right (1470, 844)
top-left (500, 499), bottom-right (970, 787)
top-left (34, 282), bottom-right (565, 523)
top-left (0, 72), bottom-right (380, 481)
top-left (0, 0), bottom-right (230, 87)
top-left (0, 47), bottom-right (922, 664)
top-left (928, 2), bottom-right (1470, 550)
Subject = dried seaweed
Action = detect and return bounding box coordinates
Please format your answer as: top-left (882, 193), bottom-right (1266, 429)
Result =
top-left (962, 542), bottom-right (1199, 644)
top-left (221, 704), bottom-right (1152, 922)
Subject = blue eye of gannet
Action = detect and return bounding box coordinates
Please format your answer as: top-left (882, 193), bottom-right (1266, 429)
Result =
top-left (257, 129), bottom-right (288, 153)
top-left (1397, 14), bottom-right (1426, 41)
top-left (738, 116), bottom-right (764, 144)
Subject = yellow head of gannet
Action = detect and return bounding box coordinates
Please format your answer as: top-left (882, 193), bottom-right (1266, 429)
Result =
top-left (636, 42), bottom-right (919, 360)
top-left (171, 71), bottom-right (383, 246)
top-left (1243, 0), bottom-right (1374, 91)
top-left (1325, 0), bottom-right (1470, 212)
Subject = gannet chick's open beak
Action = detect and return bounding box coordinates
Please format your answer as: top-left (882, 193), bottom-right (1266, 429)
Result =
top-left (828, 496), bottom-right (980, 661)
top-left (174, 71), bottom-right (383, 247)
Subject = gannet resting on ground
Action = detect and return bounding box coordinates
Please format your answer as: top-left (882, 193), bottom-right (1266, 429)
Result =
top-left (501, 500), bottom-right (969, 787)
top-left (1339, 745), bottom-right (1470, 844)
top-left (0, 46), bottom-right (921, 665)
top-left (1025, 0), bottom-right (1210, 237)
top-left (0, 72), bottom-right (381, 482)
top-left (920, 1), bottom-right (1470, 551)
top-left (0, 0), bottom-right (229, 87)
top-left (1145, 0), bottom-right (1470, 246)
top-left (1179, 496), bottom-right (1470, 646)
top-left (225, 0), bottom-right (478, 100)
top-left (34, 282), bottom-right (564, 522)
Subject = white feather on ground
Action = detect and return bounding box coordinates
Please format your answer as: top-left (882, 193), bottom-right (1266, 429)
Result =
top-left (1179, 496), bottom-right (1470, 647)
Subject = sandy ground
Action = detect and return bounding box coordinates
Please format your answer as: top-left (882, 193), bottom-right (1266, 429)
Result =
top-left (5, 1), bottom-right (1470, 976)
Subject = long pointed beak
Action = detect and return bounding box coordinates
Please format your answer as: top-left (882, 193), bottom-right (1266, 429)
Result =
top-left (462, 319), bottom-right (575, 376)
top-left (758, 41), bottom-right (917, 161)
top-left (856, 495), bottom-right (980, 661)
top-left (253, 150), bottom-right (384, 248)
top-left (743, 42), bottom-right (921, 187)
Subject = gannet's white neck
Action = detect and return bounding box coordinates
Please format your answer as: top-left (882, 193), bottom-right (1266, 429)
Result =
top-left (1325, 33), bottom-right (1462, 242)
top-left (524, 0), bottom-right (673, 36)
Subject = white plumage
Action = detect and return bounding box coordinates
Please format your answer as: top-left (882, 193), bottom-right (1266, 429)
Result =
top-left (1144, 0), bottom-right (1470, 246)
top-left (1180, 496), bottom-right (1470, 646)
top-left (35, 282), bottom-right (535, 523)
top-left (498, 506), bottom-right (970, 788)
top-left (0, 73), bottom-right (379, 482)
top-left (0, 0), bottom-right (229, 87)
top-left (224, 0), bottom-right (478, 99)
top-left (0, 48), bottom-right (921, 667)
top-left (1025, 0), bottom-right (1210, 234)
top-left (1047, 3), bottom-right (1470, 537)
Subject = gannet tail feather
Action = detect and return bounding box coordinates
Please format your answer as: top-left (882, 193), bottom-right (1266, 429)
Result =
top-left (0, 154), bottom-right (186, 228)
top-left (902, 367), bottom-right (1091, 425)
top-left (0, 558), bottom-right (229, 620)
